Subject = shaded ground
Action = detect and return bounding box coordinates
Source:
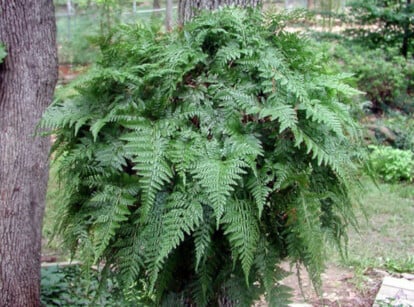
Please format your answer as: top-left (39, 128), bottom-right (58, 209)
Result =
top-left (283, 263), bottom-right (382, 307)
top-left (253, 262), bottom-right (383, 307)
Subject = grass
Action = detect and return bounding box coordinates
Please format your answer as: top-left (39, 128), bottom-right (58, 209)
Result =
top-left (333, 179), bottom-right (414, 274)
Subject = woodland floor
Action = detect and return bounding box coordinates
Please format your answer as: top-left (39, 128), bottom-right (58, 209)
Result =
top-left (258, 262), bottom-right (383, 306)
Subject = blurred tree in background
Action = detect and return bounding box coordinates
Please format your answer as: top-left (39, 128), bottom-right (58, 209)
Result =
top-left (347, 0), bottom-right (413, 58)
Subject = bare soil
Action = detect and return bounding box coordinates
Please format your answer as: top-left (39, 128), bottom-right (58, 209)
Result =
top-left (254, 262), bottom-right (384, 307)
top-left (58, 64), bottom-right (88, 84)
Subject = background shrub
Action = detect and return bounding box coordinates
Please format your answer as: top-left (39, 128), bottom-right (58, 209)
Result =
top-left (369, 145), bottom-right (414, 182)
top-left (371, 114), bottom-right (414, 151)
top-left (346, 0), bottom-right (414, 58)
top-left (41, 265), bottom-right (136, 306)
top-left (330, 44), bottom-right (414, 114)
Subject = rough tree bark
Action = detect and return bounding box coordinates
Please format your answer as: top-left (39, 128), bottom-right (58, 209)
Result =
top-left (166, 0), bottom-right (174, 31)
top-left (0, 1), bottom-right (58, 306)
top-left (178, 0), bottom-right (262, 25)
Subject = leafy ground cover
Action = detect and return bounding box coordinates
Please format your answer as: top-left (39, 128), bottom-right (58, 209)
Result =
top-left (41, 265), bottom-right (126, 306)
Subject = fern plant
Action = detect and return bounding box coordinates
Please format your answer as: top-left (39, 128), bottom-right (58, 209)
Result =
top-left (42, 7), bottom-right (363, 306)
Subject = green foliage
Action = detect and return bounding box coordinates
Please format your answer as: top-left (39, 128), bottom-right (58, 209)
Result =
top-left (384, 256), bottom-right (414, 273)
top-left (328, 43), bottom-right (414, 114)
top-left (41, 265), bottom-right (140, 306)
top-left (0, 42), bottom-right (6, 63)
top-left (363, 113), bottom-right (414, 151)
top-left (42, 7), bottom-right (363, 306)
top-left (56, 20), bottom-right (99, 65)
top-left (381, 114), bottom-right (414, 150)
top-left (369, 145), bottom-right (414, 182)
top-left (346, 0), bottom-right (414, 57)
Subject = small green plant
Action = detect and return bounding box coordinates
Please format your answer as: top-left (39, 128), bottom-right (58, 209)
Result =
top-left (385, 256), bottom-right (414, 273)
top-left (369, 145), bottom-right (414, 182)
top-left (42, 8), bottom-right (363, 306)
top-left (376, 299), bottom-right (405, 307)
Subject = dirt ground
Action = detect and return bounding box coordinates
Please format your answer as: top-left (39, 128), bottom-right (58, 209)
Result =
top-left (254, 262), bottom-right (384, 307)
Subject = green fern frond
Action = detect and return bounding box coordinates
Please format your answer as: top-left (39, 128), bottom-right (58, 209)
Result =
top-left (167, 134), bottom-right (203, 184)
top-left (90, 185), bottom-right (134, 262)
top-left (193, 157), bottom-right (247, 224)
top-left (122, 128), bottom-right (173, 219)
top-left (254, 241), bottom-right (292, 307)
top-left (222, 199), bottom-right (259, 283)
top-left (217, 87), bottom-right (259, 116)
top-left (292, 126), bottom-right (340, 169)
top-left (313, 73), bottom-right (363, 96)
top-left (224, 132), bottom-right (263, 161)
top-left (215, 41), bottom-right (244, 67)
top-left (301, 99), bottom-right (344, 136)
top-left (111, 221), bottom-right (145, 287)
top-left (190, 255), bottom-right (215, 307)
top-left (246, 172), bottom-right (272, 218)
top-left (287, 192), bottom-right (327, 292)
top-left (193, 209), bottom-right (215, 271)
top-left (255, 103), bottom-right (298, 133)
top-left (149, 192), bottom-right (203, 289)
top-left (40, 98), bottom-right (92, 133)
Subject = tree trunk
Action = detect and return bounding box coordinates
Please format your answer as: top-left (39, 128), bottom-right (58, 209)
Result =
top-left (154, 0), bottom-right (161, 9)
top-left (307, 0), bottom-right (314, 10)
top-left (166, 0), bottom-right (174, 31)
top-left (133, 0), bottom-right (137, 15)
top-left (152, 0), bottom-right (162, 18)
top-left (0, 1), bottom-right (58, 306)
top-left (401, 0), bottom-right (412, 58)
top-left (178, 0), bottom-right (262, 25)
top-left (67, 0), bottom-right (74, 13)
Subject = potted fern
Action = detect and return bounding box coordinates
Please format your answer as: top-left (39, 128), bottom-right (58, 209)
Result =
top-left (42, 8), bottom-right (362, 306)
